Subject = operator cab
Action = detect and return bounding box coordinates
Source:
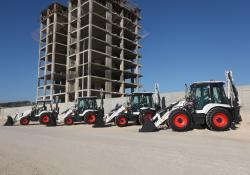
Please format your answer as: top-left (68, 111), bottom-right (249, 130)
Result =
top-left (190, 81), bottom-right (229, 110)
top-left (129, 92), bottom-right (154, 111)
top-left (34, 100), bottom-right (53, 115)
top-left (76, 97), bottom-right (98, 113)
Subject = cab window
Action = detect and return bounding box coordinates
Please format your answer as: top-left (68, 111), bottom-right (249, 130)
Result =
top-left (211, 85), bottom-right (228, 104)
top-left (131, 96), bottom-right (139, 106)
top-left (194, 85), bottom-right (211, 110)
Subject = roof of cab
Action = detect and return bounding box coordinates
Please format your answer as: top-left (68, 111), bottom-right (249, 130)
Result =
top-left (36, 100), bottom-right (52, 103)
top-left (191, 81), bottom-right (225, 87)
top-left (130, 92), bottom-right (154, 96)
top-left (77, 96), bottom-right (97, 100)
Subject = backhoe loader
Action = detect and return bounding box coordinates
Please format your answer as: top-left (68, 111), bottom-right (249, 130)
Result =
top-left (4, 100), bottom-right (59, 126)
top-left (93, 84), bottom-right (161, 127)
top-left (58, 96), bottom-right (104, 125)
top-left (139, 71), bottom-right (241, 132)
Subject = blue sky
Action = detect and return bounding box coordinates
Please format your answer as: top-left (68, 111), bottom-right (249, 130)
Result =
top-left (0, 0), bottom-right (249, 102)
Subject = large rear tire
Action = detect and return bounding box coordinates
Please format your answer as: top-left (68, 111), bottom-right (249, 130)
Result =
top-left (116, 114), bottom-right (128, 127)
top-left (168, 109), bottom-right (191, 132)
top-left (139, 110), bottom-right (154, 125)
top-left (85, 112), bottom-right (97, 124)
top-left (20, 117), bottom-right (30, 125)
top-left (206, 108), bottom-right (232, 131)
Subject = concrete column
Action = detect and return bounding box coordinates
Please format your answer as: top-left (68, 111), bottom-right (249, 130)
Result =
top-left (66, 0), bottom-right (72, 102)
top-left (120, 9), bottom-right (125, 96)
top-left (75, 0), bottom-right (82, 99)
top-left (51, 11), bottom-right (58, 100)
top-left (87, 0), bottom-right (93, 97)
top-left (44, 11), bottom-right (50, 99)
top-left (81, 40), bottom-right (86, 97)
top-left (105, 1), bottom-right (113, 98)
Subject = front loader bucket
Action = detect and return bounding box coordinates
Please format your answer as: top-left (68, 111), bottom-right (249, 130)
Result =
top-left (139, 121), bottom-right (158, 132)
top-left (4, 116), bottom-right (14, 126)
top-left (93, 116), bottom-right (108, 128)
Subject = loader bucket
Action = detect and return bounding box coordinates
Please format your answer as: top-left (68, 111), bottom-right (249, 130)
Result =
top-left (92, 116), bottom-right (108, 128)
top-left (139, 120), bottom-right (158, 132)
top-left (4, 116), bottom-right (14, 126)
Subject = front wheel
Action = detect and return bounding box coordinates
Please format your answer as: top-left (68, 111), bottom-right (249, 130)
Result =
top-left (64, 116), bottom-right (74, 125)
top-left (116, 115), bottom-right (128, 127)
top-left (206, 108), bottom-right (232, 131)
top-left (40, 115), bottom-right (50, 124)
top-left (168, 109), bottom-right (191, 132)
top-left (85, 112), bottom-right (97, 124)
top-left (20, 117), bottom-right (30, 125)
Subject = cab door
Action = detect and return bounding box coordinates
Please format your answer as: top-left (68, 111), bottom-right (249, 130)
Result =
top-left (192, 85), bottom-right (211, 110)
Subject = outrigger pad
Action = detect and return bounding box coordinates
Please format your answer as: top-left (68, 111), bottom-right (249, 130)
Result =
top-left (139, 121), bottom-right (158, 132)
top-left (46, 115), bottom-right (57, 127)
top-left (92, 116), bottom-right (107, 128)
top-left (4, 116), bottom-right (14, 126)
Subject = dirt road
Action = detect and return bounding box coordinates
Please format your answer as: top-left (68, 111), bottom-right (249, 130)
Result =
top-left (0, 123), bottom-right (250, 175)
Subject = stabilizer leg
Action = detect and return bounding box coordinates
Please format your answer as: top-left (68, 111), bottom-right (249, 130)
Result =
top-left (139, 120), bottom-right (158, 132)
top-left (46, 114), bottom-right (57, 127)
top-left (93, 116), bottom-right (108, 128)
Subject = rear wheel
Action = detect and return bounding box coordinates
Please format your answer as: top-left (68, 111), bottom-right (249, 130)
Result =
top-left (139, 110), bottom-right (154, 125)
top-left (206, 108), bottom-right (232, 131)
top-left (116, 115), bottom-right (128, 127)
top-left (168, 109), bottom-right (191, 132)
top-left (20, 117), bottom-right (30, 125)
top-left (85, 112), bottom-right (97, 124)
top-left (40, 115), bottom-right (50, 124)
top-left (64, 116), bottom-right (74, 125)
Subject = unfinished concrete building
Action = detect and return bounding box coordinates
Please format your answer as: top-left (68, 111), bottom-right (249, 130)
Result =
top-left (37, 0), bottom-right (142, 102)
top-left (37, 3), bottom-right (68, 103)
top-left (66, 0), bottom-right (142, 102)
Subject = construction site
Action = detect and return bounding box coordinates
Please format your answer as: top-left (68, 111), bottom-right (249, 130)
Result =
top-left (37, 0), bottom-right (142, 103)
top-left (1, 85), bottom-right (250, 175)
top-left (0, 0), bottom-right (250, 175)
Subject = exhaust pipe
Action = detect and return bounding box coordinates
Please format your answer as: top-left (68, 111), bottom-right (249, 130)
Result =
top-left (139, 120), bottom-right (158, 132)
top-left (3, 116), bottom-right (14, 126)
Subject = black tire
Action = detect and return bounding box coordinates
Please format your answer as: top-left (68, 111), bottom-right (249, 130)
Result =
top-left (206, 108), bottom-right (232, 131)
top-left (116, 114), bottom-right (128, 127)
top-left (168, 108), bottom-right (191, 132)
top-left (139, 110), bottom-right (154, 125)
top-left (84, 112), bottom-right (97, 124)
top-left (20, 117), bottom-right (30, 125)
top-left (64, 116), bottom-right (74, 125)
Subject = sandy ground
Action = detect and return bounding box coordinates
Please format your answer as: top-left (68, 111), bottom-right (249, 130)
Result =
top-left (0, 121), bottom-right (250, 175)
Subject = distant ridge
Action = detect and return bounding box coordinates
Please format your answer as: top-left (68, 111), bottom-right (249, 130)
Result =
top-left (0, 101), bottom-right (34, 108)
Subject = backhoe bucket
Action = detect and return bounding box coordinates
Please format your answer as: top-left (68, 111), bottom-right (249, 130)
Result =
top-left (93, 116), bottom-right (107, 128)
top-left (139, 120), bottom-right (158, 132)
top-left (4, 116), bottom-right (14, 126)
